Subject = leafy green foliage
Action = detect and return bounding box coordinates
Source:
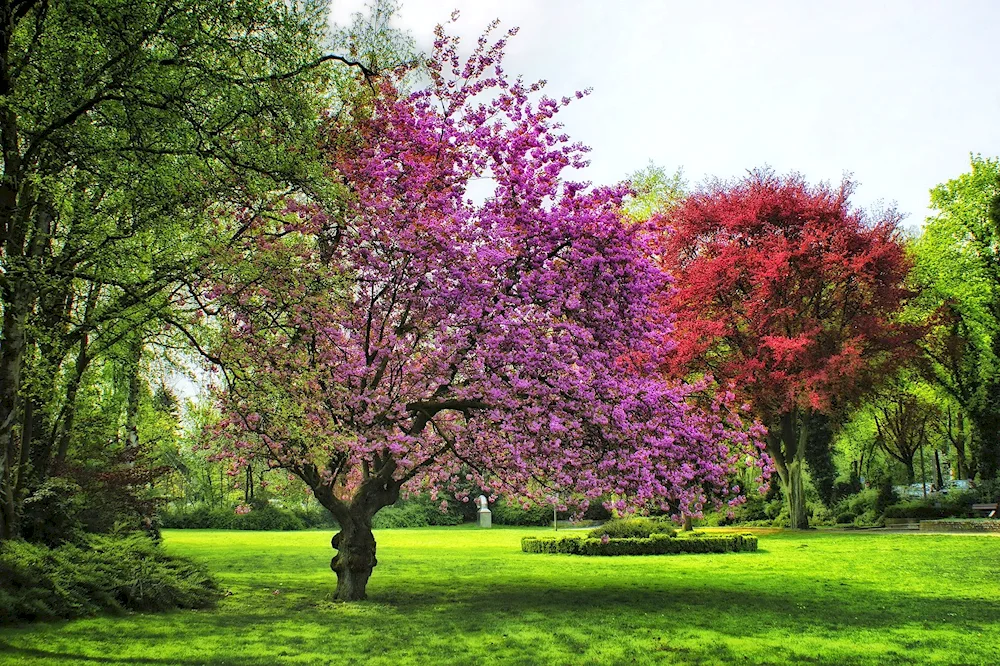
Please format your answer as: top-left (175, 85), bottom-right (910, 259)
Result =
top-left (882, 490), bottom-right (979, 519)
top-left (159, 503), bottom-right (346, 531)
top-left (587, 518), bottom-right (676, 539)
top-left (831, 488), bottom-right (880, 525)
top-left (372, 498), bottom-right (464, 529)
top-left (624, 162), bottom-right (687, 221)
top-left (0, 533), bottom-right (218, 623)
top-left (489, 498), bottom-right (554, 526)
top-left (0, 0), bottom-right (372, 540)
top-left (913, 155), bottom-right (1000, 480)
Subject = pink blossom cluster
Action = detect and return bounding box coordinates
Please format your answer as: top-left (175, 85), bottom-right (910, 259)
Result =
top-left (205, 18), bottom-right (769, 519)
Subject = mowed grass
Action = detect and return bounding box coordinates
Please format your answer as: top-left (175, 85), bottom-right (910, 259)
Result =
top-left (1, 527), bottom-right (998, 665)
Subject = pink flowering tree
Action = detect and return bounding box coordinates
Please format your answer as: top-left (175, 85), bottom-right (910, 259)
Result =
top-left (206, 19), bottom-right (767, 601)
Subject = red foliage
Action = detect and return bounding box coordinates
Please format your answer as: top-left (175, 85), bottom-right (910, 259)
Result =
top-left (658, 170), bottom-right (919, 418)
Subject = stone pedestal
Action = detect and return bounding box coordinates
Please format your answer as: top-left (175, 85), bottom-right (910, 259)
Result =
top-left (478, 507), bottom-right (492, 528)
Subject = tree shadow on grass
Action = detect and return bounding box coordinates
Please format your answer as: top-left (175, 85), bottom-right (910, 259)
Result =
top-left (381, 579), bottom-right (999, 632)
top-left (0, 642), bottom-right (219, 666)
top-left (2, 579), bottom-right (996, 665)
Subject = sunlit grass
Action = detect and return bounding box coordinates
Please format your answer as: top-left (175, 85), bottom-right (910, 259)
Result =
top-left (1, 526), bottom-right (998, 665)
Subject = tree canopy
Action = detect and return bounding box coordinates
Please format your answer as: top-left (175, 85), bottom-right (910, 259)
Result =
top-left (657, 171), bottom-right (920, 527)
top-left (207, 20), bottom-right (766, 600)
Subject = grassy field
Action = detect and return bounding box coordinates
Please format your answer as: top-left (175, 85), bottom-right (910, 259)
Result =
top-left (0, 527), bottom-right (998, 665)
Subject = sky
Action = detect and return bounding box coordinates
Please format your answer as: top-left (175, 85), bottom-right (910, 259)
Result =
top-left (329, 0), bottom-right (1000, 231)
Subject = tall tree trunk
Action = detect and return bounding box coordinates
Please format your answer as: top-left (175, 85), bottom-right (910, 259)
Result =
top-left (53, 337), bottom-right (92, 467)
top-left (786, 441), bottom-right (808, 529)
top-left (951, 410), bottom-right (968, 480)
top-left (765, 409), bottom-right (810, 530)
top-left (918, 437), bottom-right (927, 496)
top-left (934, 449), bottom-right (944, 489)
top-left (1, 181), bottom-right (55, 539)
top-left (125, 338), bottom-right (143, 451)
top-left (0, 283), bottom-right (32, 541)
top-left (903, 458), bottom-right (915, 485)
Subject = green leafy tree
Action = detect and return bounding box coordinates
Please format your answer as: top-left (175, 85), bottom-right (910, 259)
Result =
top-left (625, 162), bottom-right (686, 222)
top-left (0, 0), bottom-right (376, 540)
top-left (913, 155), bottom-right (1000, 481)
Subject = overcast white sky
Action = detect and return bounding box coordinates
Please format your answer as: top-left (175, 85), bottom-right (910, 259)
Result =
top-left (329, 0), bottom-right (1000, 230)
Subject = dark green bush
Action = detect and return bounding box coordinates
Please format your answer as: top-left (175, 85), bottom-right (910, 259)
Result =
top-left (974, 478), bottom-right (1000, 503)
top-left (160, 503), bottom-right (334, 530)
top-left (875, 478), bottom-right (898, 516)
top-left (832, 488), bottom-right (880, 526)
top-left (883, 491), bottom-right (979, 520)
top-left (521, 532), bottom-right (757, 556)
top-left (0, 533), bottom-right (219, 624)
top-left (490, 498), bottom-right (552, 526)
top-left (159, 504), bottom-right (235, 529)
top-left (289, 505), bottom-right (339, 529)
top-left (854, 509), bottom-right (878, 527)
top-left (373, 496), bottom-right (466, 529)
top-left (232, 505), bottom-right (306, 531)
top-left (373, 503), bottom-right (432, 528)
top-left (163, 495), bottom-right (469, 531)
top-left (587, 518), bottom-right (676, 540)
top-left (18, 477), bottom-right (88, 546)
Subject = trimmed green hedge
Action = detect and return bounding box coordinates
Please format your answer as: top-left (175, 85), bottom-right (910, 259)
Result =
top-left (0, 533), bottom-right (219, 623)
top-left (521, 532), bottom-right (757, 556)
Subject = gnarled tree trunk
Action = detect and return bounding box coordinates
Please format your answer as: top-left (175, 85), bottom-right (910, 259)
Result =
top-left (331, 517), bottom-right (378, 601)
top-left (306, 452), bottom-right (401, 602)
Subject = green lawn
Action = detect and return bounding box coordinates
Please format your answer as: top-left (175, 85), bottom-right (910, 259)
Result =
top-left (1, 527), bottom-right (998, 665)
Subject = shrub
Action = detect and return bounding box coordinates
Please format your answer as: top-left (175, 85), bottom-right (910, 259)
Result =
top-left (875, 478), bottom-right (898, 516)
top-left (162, 495), bottom-right (468, 531)
top-left (373, 496), bottom-right (466, 529)
top-left (160, 503), bottom-right (330, 530)
top-left (373, 503), bottom-right (432, 529)
top-left (832, 488), bottom-right (879, 525)
top-left (808, 502), bottom-right (835, 526)
top-left (231, 505), bottom-right (306, 531)
top-left (159, 504), bottom-right (237, 529)
top-left (0, 533), bottom-right (219, 624)
top-left (490, 498), bottom-right (552, 526)
top-left (521, 532), bottom-right (758, 556)
top-left (18, 477), bottom-right (87, 546)
top-left (588, 518), bottom-right (676, 540)
top-left (883, 490), bottom-right (980, 520)
top-left (975, 478), bottom-right (1000, 503)
top-left (853, 509), bottom-right (878, 527)
top-left (289, 505), bottom-right (339, 529)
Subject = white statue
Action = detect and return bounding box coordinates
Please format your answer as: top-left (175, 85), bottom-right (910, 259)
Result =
top-left (476, 495), bottom-right (492, 528)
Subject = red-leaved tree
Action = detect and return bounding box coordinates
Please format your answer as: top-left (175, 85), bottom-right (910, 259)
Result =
top-left (659, 171), bottom-right (919, 528)
top-left (204, 20), bottom-right (766, 600)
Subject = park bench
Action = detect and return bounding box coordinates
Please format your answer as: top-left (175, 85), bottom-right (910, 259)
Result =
top-left (972, 503), bottom-right (998, 518)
